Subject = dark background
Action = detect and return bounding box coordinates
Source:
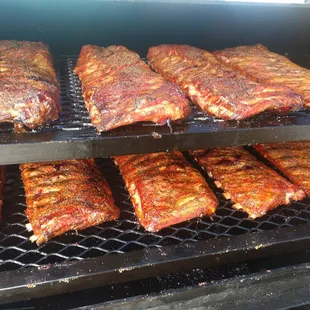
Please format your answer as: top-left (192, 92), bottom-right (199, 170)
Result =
top-left (0, 0), bottom-right (309, 58)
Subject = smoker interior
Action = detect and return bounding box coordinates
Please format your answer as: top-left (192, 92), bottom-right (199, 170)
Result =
top-left (1, 52), bottom-right (310, 301)
top-left (1, 0), bottom-right (310, 305)
top-left (1, 151), bottom-right (310, 273)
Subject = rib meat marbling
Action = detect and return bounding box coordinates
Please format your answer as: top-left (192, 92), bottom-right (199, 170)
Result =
top-left (20, 159), bottom-right (119, 245)
top-left (254, 141), bottom-right (310, 196)
top-left (114, 152), bottom-right (218, 231)
top-left (147, 44), bottom-right (303, 120)
top-left (74, 45), bottom-right (190, 132)
top-left (214, 44), bottom-right (310, 107)
top-left (0, 40), bottom-right (60, 129)
top-left (191, 148), bottom-right (305, 219)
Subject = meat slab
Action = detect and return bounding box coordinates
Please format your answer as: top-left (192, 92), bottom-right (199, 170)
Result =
top-left (74, 45), bottom-right (190, 132)
top-left (190, 148), bottom-right (305, 219)
top-left (254, 141), bottom-right (310, 196)
top-left (0, 40), bottom-right (60, 129)
top-left (20, 159), bottom-right (119, 245)
top-left (147, 44), bottom-right (303, 120)
top-left (214, 44), bottom-right (310, 108)
top-left (114, 152), bottom-right (218, 231)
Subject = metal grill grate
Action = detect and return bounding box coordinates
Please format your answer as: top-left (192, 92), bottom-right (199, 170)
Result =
top-left (60, 56), bottom-right (310, 130)
top-left (1, 157), bottom-right (310, 272)
top-left (3, 55), bottom-right (310, 133)
top-left (0, 55), bottom-right (310, 166)
top-left (58, 56), bottom-right (217, 131)
top-left (0, 56), bottom-right (218, 135)
top-left (1, 55), bottom-right (310, 274)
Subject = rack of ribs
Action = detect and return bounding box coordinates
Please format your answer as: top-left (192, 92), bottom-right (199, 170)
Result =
top-left (0, 167), bottom-right (5, 218)
top-left (147, 44), bottom-right (303, 120)
top-left (20, 159), bottom-right (120, 245)
top-left (254, 141), bottom-right (310, 197)
top-left (0, 40), bottom-right (60, 129)
top-left (74, 45), bottom-right (190, 132)
top-left (190, 148), bottom-right (305, 219)
top-left (214, 44), bottom-right (310, 108)
top-left (114, 152), bottom-right (218, 231)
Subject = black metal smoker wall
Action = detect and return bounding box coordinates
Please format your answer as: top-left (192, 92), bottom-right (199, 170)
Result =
top-left (0, 0), bottom-right (309, 59)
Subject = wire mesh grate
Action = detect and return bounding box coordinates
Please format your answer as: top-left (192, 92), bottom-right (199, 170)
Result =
top-left (1, 55), bottom-right (310, 136)
top-left (1, 55), bottom-right (310, 273)
top-left (1, 158), bottom-right (310, 272)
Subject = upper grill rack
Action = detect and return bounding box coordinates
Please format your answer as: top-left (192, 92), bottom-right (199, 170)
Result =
top-left (1, 156), bottom-right (310, 272)
top-left (0, 55), bottom-right (310, 165)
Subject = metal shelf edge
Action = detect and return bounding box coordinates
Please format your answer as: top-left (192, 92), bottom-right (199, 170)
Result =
top-left (1, 125), bottom-right (310, 165)
top-left (0, 223), bottom-right (310, 304)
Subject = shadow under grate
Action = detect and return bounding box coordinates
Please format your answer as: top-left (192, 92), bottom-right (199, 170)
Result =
top-left (1, 158), bottom-right (310, 272)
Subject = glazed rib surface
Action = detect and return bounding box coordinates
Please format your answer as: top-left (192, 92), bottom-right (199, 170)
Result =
top-left (214, 44), bottom-right (310, 107)
top-left (0, 40), bottom-right (60, 128)
top-left (74, 45), bottom-right (190, 132)
top-left (20, 159), bottom-right (119, 245)
top-left (254, 141), bottom-right (310, 197)
top-left (190, 148), bottom-right (305, 219)
top-left (147, 45), bottom-right (303, 120)
top-left (114, 152), bottom-right (218, 231)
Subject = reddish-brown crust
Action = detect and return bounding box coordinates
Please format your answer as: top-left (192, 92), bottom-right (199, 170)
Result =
top-left (20, 159), bottom-right (119, 245)
top-left (114, 152), bottom-right (218, 232)
top-left (74, 45), bottom-right (190, 132)
top-left (214, 44), bottom-right (310, 108)
top-left (0, 167), bottom-right (5, 218)
top-left (147, 44), bottom-right (303, 120)
top-left (190, 148), bottom-right (305, 219)
top-left (254, 141), bottom-right (310, 197)
top-left (0, 40), bottom-right (60, 128)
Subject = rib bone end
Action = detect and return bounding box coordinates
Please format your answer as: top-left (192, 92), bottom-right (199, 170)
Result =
top-left (26, 223), bottom-right (33, 231)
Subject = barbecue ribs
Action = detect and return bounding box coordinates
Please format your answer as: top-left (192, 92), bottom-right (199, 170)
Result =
top-left (254, 141), bottom-right (310, 197)
top-left (190, 148), bottom-right (305, 219)
top-left (114, 152), bottom-right (218, 231)
top-left (147, 45), bottom-right (303, 120)
top-left (0, 40), bottom-right (60, 129)
top-left (74, 45), bottom-right (190, 132)
top-left (20, 159), bottom-right (119, 245)
top-left (214, 44), bottom-right (310, 108)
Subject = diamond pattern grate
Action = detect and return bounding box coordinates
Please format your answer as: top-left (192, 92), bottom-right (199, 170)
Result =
top-left (0, 55), bottom-right (310, 273)
top-left (1, 157), bottom-right (310, 272)
top-left (1, 55), bottom-right (310, 136)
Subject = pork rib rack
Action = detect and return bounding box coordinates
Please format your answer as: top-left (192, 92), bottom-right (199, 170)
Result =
top-left (114, 152), bottom-right (218, 232)
top-left (254, 141), bottom-right (310, 197)
top-left (214, 44), bottom-right (310, 108)
top-left (147, 44), bottom-right (303, 120)
top-left (0, 40), bottom-right (60, 129)
top-left (190, 148), bottom-right (305, 219)
top-left (74, 45), bottom-right (190, 132)
top-left (20, 159), bottom-right (120, 245)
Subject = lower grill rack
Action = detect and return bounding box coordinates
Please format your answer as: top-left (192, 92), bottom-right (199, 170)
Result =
top-left (1, 157), bottom-right (310, 272)
top-left (1, 157), bottom-right (310, 303)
